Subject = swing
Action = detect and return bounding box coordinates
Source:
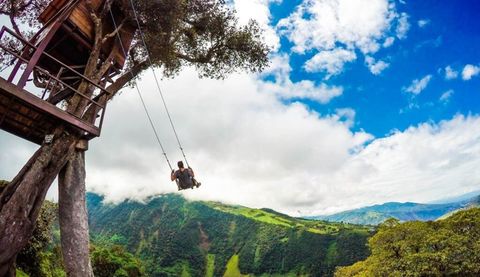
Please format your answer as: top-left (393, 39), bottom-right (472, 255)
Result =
top-left (109, 8), bottom-right (203, 191)
top-left (175, 172), bottom-right (202, 191)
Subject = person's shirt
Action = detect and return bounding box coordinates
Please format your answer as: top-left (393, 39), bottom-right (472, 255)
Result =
top-left (172, 168), bottom-right (194, 185)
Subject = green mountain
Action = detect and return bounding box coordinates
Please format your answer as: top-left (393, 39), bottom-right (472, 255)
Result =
top-left (310, 195), bottom-right (480, 225)
top-left (336, 207), bottom-right (480, 276)
top-left (87, 193), bottom-right (372, 277)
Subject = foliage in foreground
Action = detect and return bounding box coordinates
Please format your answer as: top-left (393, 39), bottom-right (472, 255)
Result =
top-left (14, 199), bottom-right (144, 277)
top-left (91, 245), bottom-right (145, 277)
top-left (335, 208), bottom-right (480, 276)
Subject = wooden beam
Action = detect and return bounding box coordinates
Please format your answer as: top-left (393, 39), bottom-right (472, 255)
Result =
top-left (0, 77), bottom-right (99, 137)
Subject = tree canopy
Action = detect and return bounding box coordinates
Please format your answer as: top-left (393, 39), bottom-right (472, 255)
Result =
top-left (335, 208), bottom-right (480, 276)
top-left (1, 0), bottom-right (269, 87)
top-left (130, 0), bottom-right (269, 79)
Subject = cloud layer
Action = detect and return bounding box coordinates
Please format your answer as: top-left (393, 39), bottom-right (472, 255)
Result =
top-left (1, 68), bottom-right (479, 215)
top-left (69, 71), bottom-right (480, 215)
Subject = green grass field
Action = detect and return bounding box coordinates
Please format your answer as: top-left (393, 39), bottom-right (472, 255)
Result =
top-left (206, 202), bottom-right (368, 235)
top-left (224, 254), bottom-right (250, 277)
top-left (206, 254), bottom-right (215, 277)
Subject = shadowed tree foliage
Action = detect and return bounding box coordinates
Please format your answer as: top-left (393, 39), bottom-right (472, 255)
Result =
top-left (335, 208), bottom-right (480, 276)
top-left (1, 0), bottom-right (270, 95)
top-left (9, 199), bottom-right (65, 277)
top-left (0, 0), bottom-right (49, 38)
top-left (128, 0), bottom-right (269, 78)
top-left (91, 245), bottom-right (145, 277)
top-left (0, 0), bottom-right (269, 275)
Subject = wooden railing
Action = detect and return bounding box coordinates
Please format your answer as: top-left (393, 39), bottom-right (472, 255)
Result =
top-left (0, 26), bottom-right (108, 134)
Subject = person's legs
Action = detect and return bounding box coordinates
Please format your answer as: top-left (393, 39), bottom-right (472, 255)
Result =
top-left (192, 178), bottom-right (201, 188)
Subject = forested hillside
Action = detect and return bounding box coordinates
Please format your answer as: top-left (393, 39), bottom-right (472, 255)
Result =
top-left (87, 193), bottom-right (372, 276)
top-left (8, 185), bottom-right (480, 277)
top-left (335, 207), bottom-right (480, 276)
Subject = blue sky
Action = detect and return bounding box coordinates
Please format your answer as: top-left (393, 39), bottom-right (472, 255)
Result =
top-left (1, 0), bottom-right (480, 215)
top-left (266, 0), bottom-right (480, 137)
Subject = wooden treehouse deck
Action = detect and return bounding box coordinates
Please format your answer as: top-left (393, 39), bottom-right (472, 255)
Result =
top-left (0, 77), bottom-right (99, 144)
top-left (0, 0), bottom-right (134, 145)
top-left (0, 26), bottom-right (109, 145)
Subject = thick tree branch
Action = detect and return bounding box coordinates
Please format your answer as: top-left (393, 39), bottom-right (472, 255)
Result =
top-left (18, 0), bottom-right (33, 11)
top-left (100, 0), bottom-right (114, 18)
top-left (85, 0), bottom-right (103, 74)
top-left (102, 18), bottom-right (126, 44)
top-left (106, 60), bottom-right (148, 99)
top-left (128, 44), bottom-right (139, 66)
top-left (97, 49), bottom-right (116, 77)
top-left (175, 52), bottom-right (202, 63)
top-left (9, 14), bottom-right (24, 39)
top-left (5, 0), bottom-right (33, 38)
top-left (175, 41), bottom-right (223, 64)
top-left (82, 60), bottom-right (148, 123)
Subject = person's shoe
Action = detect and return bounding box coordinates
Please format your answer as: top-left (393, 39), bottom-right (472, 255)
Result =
top-left (196, 182), bottom-right (202, 188)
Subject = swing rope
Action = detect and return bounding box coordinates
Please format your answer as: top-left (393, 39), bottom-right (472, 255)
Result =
top-left (127, 0), bottom-right (191, 168)
top-left (109, 10), bottom-right (173, 171)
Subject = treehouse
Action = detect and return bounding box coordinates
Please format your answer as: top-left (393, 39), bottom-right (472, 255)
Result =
top-left (0, 0), bottom-right (136, 144)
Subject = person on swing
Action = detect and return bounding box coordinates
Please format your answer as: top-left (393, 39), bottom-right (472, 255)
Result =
top-left (171, 161), bottom-right (201, 190)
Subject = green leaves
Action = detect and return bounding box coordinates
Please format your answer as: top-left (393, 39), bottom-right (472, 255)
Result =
top-left (129, 0), bottom-right (269, 79)
top-left (91, 245), bottom-right (145, 277)
top-left (336, 208), bottom-right (480, 276)
top-left (16, 201), bottom-right (60, 277)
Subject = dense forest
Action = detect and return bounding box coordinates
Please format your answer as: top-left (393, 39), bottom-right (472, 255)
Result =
top-left (5, 179), bottom-right (479, 277)
top-left (87, 193), bottom-right (371, 276)
top-left (336, 207), bottom-right (480, 276)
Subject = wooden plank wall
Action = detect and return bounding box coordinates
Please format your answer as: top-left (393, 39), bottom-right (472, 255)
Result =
top-left (39, 0), bottom-right (135, 68)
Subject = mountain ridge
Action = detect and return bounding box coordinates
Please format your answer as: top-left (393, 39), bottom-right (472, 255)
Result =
top-left (86, 192), bottom-right (372, 276)
top-left (309, 194), bottom-right (479, 225)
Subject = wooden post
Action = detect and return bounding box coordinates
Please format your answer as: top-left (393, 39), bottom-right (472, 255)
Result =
top-left (16, 19), bottom-right (64, 89)
top-left (58, 150), bottom-right (94, 277)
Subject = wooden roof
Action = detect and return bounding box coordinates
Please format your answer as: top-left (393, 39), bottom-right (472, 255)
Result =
top-left (38, 0), bottom-right (135, 69)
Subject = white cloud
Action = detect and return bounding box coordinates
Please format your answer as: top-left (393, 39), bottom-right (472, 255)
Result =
top-left (233, 0), bottom-right (281, 51)
top-left (439, 89), bottom-right (454, 103)
top-left (277, 0), bottom-right (409, 75)
top-left (322, 114), bottom-right (480, 214)
top-left (304, 48), bottom-right (356, 76)
top-left (365, 56), bottom-right (390, 75)
top-left (462, 64), bottom-right (480, 80)
top-left (261, 80), bottom-right (343, 103)
top-left (404, 74), bottom-right (432, 94)
top-left (261, 54), bottom-right (343, 103)
top-left (333, 108), bottom-right (356, 128)
top-left (79, 68), bottom-right (372, 214)
top-left (417, 19), bottom-right (430, 28)
top-left (444, 66), bottom-right (458, 80)
top-left (383, 36), bottom-right (395, 48)
top-left (396, 12), bottom-right (410, 39)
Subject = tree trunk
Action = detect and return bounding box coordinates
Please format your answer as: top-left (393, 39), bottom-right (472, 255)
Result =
top-left (58, 150), bottom-right (94, 277)
top-left (0, 128), bottom-right (77, 276)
